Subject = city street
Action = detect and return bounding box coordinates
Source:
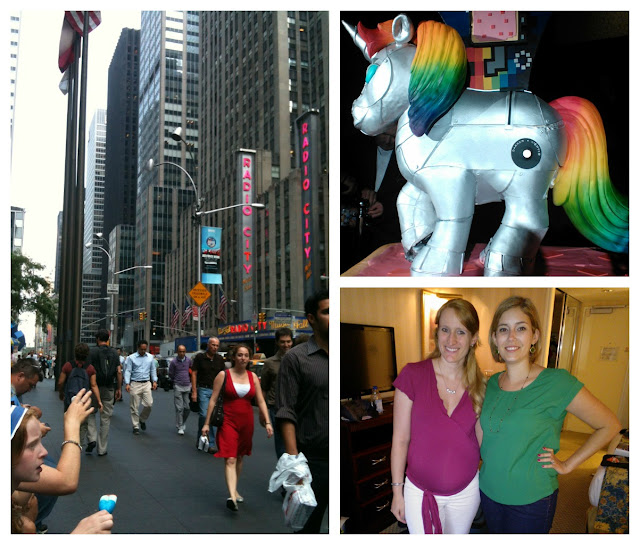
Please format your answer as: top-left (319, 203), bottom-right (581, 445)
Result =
top-left (20, 378), bottom-right (316, 534)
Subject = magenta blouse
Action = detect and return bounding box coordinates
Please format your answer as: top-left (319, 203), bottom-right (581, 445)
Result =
top-left (393, 359), bottom-right (480, 532)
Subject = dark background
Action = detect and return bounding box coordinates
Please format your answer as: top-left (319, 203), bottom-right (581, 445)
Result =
top-left (340, 11), bottom-right (629, 273)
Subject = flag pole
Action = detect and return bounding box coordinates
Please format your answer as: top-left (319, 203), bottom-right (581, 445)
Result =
top-left (56, 32), bottom-right (81, 373)
top-left (71, 12), bottom-right (90, 345)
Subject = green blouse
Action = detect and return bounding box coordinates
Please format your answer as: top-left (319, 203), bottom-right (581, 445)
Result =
top-left (479, 368), bottom-right (583, 505)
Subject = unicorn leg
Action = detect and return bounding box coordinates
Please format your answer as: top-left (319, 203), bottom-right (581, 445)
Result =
top-left (482, 172), bottom-right (551, 276)
top-left (409, 167), bottom-right (475, 276)
top-left (396, 182), bottom-right (436, 256)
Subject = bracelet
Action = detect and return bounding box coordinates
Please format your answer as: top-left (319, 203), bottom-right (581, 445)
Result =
top-left (390, 482), bottom-right (404, 487)
top-left (61, 440), bottom-right (82, 452)
top-left (266, 422), bottom-right (272, 426)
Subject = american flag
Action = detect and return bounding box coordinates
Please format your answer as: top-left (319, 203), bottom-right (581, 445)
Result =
top-left (181, 298), bottom-right (192, 328)
top-left (201, 299), bottom-right (210, 315)
top-left (170, 302), bottom-right (179, 330)
top-left (58, 11), bottom-right (101, 93)
top-left (218, 292), bottom-right (228, 323)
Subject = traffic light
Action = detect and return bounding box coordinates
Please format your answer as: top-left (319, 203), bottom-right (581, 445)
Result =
top-left (143, 312), bottom-right (148, 320)
top-left (139, 312), bottom-right (144, 321)
top-left (258, 312), bottom-right (266, 322)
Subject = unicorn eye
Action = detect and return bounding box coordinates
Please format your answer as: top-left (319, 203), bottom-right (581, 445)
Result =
top-left (365, 64), bottom-right (379, 83)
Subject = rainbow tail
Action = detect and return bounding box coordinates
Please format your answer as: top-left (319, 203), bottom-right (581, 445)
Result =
top-left (550, 96), bottom-right (628, 253)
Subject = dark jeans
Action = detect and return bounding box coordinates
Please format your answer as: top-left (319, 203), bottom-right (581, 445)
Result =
top-left (480, 489), bottom-right (558, 533)
top-left (296, 447), bottom-right (329, 534)
top-left (268, 405), bottom-right (285, 460)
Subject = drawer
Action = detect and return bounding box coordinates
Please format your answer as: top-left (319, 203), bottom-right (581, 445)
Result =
top-left (360, 492), bottom-right (396, 533)
top-left (353, 444), bottom-right (391, 481)
top-left (356, 471), bottom-right (391, 504)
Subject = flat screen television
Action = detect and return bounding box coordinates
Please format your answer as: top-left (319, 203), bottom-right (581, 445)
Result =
top-left (340, 322), bottom-right (398, 400)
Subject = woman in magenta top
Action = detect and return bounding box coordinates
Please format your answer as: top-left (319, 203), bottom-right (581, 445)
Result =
top-left (390, 299), bottom-right (485, 533)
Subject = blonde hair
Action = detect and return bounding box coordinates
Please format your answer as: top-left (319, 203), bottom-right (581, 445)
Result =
top-left (427, 299), bottom-right (486, 416)
top-left (489, 296), bottom-right (542, 363)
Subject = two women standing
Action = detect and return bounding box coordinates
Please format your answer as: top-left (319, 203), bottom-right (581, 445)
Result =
top-left (391, 296), bottom-right (621, 533)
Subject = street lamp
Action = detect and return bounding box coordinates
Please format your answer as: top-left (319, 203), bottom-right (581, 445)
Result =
top-left (196, 202), bottom-right (265, 216)
top-left (86, 241), bottom-right (115, 337)
top-left (114, 265), bottom-right (153, 275)
top-left (148, 149), bottom-right (204, 349)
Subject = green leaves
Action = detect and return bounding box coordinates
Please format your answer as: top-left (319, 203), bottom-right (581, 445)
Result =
top-left (11, 252), bottom-right (58, 328)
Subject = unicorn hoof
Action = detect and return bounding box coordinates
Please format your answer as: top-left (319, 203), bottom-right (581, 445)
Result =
top-left (409, 245), bottom-right (464, 276)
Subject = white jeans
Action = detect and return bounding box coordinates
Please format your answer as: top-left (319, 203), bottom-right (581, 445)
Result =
top-left (404, 472), bottom-right (480, 534)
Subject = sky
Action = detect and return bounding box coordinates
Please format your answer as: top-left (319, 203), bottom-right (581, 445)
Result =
top-left (8, 10), bottom-right (142, 345)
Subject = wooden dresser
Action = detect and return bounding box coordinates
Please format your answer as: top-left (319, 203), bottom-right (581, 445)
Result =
top-left (340, 403), bottom-right (396, 533)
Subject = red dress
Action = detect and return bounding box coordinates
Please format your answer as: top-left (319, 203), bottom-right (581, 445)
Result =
top-left (215, 369), bottom-right (256, 458)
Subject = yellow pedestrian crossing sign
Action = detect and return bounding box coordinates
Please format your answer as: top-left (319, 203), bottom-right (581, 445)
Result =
top-left (189, 282), bottom-right (211, 306)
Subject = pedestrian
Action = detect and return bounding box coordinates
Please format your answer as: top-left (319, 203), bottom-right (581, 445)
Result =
top-left (116, 349), bottom-right (126, 402)
top-left (479, 296), bottom-right (621, 533)
top-left (58, 343), bottom-right (103, 448)
top-left (191, 337), bottom-right (225, 452)
top-left (87, 329), bottom-right (122, 456)
top-left (390, 298), bottom-right (484, 533)
top-left (11, 358), bottom-right (52, 533)
top-left (260, 327), bottom-right (293, 460)
top-left (169, 345), bottom-right (192, 435)
top-left (123, 340), bottom-right (157, 435)
top-left (11, 401), bottom-right (114, 534)
top-left (201, 343), bottom-right (273, 511)
top-left (275, 289), bottom-right (329, 533)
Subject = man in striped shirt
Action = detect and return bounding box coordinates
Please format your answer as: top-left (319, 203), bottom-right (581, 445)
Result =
top-left (276, 289), bottom-right (329, 533)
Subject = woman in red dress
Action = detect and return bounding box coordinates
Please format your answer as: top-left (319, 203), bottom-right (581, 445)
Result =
top-left (202, 344), bottom-right (272, 511)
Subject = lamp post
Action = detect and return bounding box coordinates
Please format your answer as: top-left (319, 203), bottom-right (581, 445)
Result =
top-left (112, 265), bottom-right (152, 346)
top-left (86, 241), bottom-right (114, 338)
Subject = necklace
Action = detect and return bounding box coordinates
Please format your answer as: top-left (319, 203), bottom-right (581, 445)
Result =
top-left (436, 358), bottom-right (461, 395)
top-left (487, 366), bottom-right (531, 433)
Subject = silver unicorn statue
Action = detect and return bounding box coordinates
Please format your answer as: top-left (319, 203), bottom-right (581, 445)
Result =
top-left (344, 14), bottom-right (628, 276)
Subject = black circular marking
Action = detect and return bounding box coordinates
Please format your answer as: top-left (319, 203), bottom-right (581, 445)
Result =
top-left (511, 138), bottom-right (542, 169)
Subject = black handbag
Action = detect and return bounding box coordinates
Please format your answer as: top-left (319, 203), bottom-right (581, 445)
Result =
top-left (209, 371), bottom-right (226, 427)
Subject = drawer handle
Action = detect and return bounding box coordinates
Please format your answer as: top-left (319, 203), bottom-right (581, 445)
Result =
top-left (370, 455), bottom-right (387, 466)
top-left (373, 479), bottom-right (389, 489)
top-left (375, 500), bottom-right (390, 512)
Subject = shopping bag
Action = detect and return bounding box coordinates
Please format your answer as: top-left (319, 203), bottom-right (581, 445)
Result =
top-left (268, 452), bottom-right (317, 530)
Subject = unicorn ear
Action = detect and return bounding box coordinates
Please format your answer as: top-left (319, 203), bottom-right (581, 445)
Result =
top-left (392, 14), bottom-right (414, 44)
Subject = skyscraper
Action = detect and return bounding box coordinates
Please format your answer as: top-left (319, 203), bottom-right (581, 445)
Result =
top-left (134, 11), bottom-right (200, 350)
top-left (80, 109), bottom-right (107, 343)
top-left (9, 12), bottom-right (21, 166)
top-left (165, 11), bottom-right (328, 341)
top-left (103, 27), bottom-right (140, 346)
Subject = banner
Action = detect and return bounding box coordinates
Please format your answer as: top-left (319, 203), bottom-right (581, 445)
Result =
top-left (201, 226), bottom-right (222, 284)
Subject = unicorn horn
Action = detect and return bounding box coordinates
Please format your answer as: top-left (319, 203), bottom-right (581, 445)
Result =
top-left (342, 20), bottom-right (371, 62)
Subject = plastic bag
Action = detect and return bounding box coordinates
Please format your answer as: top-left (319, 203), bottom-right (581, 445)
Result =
top-left (268, 452), bottom-right (317, 530)
top-left (197, 435), bottom-right (209, 452)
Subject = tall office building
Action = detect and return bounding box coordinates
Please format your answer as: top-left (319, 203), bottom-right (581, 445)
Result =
top-left (9, 12), bottom-right (21, 165)
top-left (80, 109), bottom-right (107, 343)
top-left (11, 206), bottom-right (25, 255)
top-left (103, 28), bottom-right (140, 346)
top-left (134, 11), bottom-right (200, 350)
top-left (165, 11), bottom-right (328, 337)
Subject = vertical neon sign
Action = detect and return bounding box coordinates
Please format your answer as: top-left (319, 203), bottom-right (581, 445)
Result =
top-left (296, 111), bottom-right (320, 300)
top-left (236, 149), bottom-right (255, 322)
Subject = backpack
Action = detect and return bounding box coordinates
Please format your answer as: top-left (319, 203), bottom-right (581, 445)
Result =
top-left (90, 345), bottom-right (119, 387)
top-left (64, 362), bottom-right (91, 410)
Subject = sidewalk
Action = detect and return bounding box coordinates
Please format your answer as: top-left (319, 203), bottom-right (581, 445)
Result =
top-left (21, 380), bottom-right (299, 533)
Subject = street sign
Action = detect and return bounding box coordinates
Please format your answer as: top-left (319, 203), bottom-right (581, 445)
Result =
top-left (189, 282), bottom-right (211, 306)
top-left (107, 283), bottom-right (119, 295)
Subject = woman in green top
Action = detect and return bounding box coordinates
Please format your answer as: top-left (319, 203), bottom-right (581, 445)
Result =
top-left (478, 296), bottom-right (620, 533)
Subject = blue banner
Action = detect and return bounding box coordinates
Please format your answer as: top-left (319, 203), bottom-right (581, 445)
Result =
top-left (201, 226), bottom-right (222, 284)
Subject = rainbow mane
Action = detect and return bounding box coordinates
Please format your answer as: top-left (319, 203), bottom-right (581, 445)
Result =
top-left (408, 21), bottom-right (467, 137)
top-left (550, 96), bottom-right (628, 253)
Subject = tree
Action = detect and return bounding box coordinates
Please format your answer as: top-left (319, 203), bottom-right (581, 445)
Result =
top-left (11, 252), bottom-right (58, 327)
